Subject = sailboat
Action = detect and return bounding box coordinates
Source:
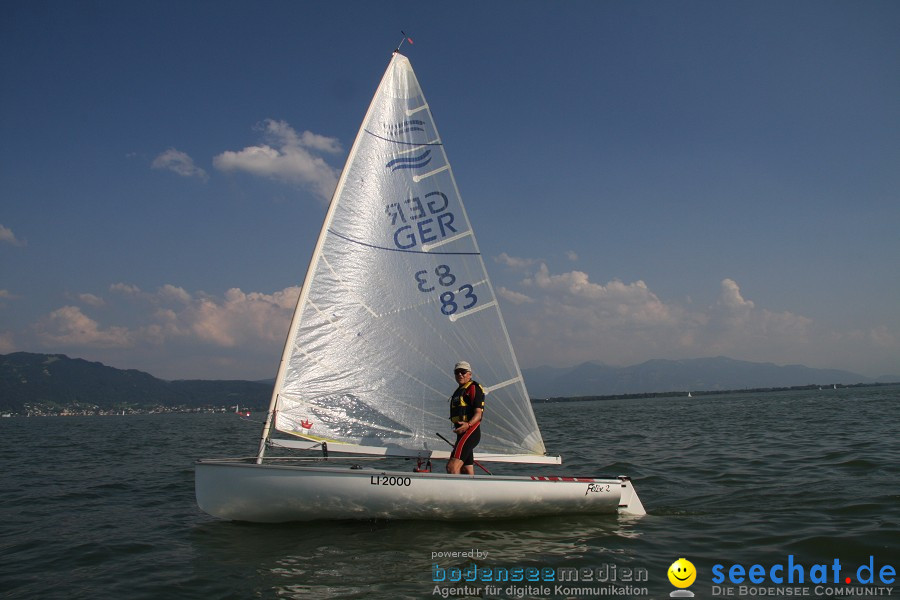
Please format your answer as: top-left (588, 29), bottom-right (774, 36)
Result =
top-left (195, 51), bottom-right (645, 522)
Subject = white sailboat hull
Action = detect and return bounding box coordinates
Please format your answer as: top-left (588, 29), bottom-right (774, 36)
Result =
top-left (195, 460), bottom-right (646, 522)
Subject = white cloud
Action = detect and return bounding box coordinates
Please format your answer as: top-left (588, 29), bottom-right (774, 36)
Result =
top-left (565, 250), bottom-right (578, 262)
top-left (0, 224), bottom-right (26, 246)
top-left (0, 290), bottom-right (13, 310)
top-left (77, 293), bottom-right (105, 307)
top-left (36, 306), bottom-right (133, 348)
top-left (159, 284), bottom-right (191, 304)
top-left (524, 264), bottom-right (675, 326)
top-left (39, 285), bottom-right (300, 351)
top-left (182, 287), bottom-right (299, 347)
top-left (494, 261), bottom-right (827, 369)
top-left (865, 326), bottom-right (896, 348)
top-left (0, 331), bottom-right (14, 353)
top-left (262, 119), bottom-right (341, 154)
top-left (152, 148), bottom-right (209, 181)
top-left (495, 252), bottom-right (537, 271)
top-left (497, 287), bottom-right (534, 305)
top-left (710, 279), bottom-right (810, 336)
top-left (718, 278), bottom-right (754, 311)
top-left (213, 119), bottom-right (341, 202)
top-left (17, 273), bottom-right (895, 380)
top-left (110, 283), bottom-right (141, 295)
top-left (29, 285), bottom-right (302, 378)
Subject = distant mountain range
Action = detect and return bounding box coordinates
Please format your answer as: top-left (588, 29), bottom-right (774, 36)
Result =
top-left (0, 352), bottom-right (269, 413)
top-left (1, 352), bottom-right (895, 413)
top-left (521, 356), bottom-right (897, 398)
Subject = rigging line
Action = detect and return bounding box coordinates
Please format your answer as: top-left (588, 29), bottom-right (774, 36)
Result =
top-left (364, 129), bottom-right (443, 146)
top-left (328, 229), bottom-right (480, 255)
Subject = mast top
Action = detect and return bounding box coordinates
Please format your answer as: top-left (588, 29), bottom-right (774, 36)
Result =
top-left (395, 30), bottom-right (413, 53)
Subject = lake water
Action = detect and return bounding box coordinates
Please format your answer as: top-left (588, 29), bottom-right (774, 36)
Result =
top-left (1, 386), bottom-right (897, 599)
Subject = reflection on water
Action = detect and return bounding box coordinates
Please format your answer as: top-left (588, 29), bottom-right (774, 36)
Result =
top-left (189, 512), bottom-right (647, 599)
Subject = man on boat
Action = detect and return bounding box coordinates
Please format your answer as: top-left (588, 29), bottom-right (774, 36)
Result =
top-left (447, 361), bottom-right (485, 475)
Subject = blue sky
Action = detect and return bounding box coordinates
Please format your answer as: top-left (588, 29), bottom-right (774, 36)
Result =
top-left (2, 1), bottom-right (898, 380)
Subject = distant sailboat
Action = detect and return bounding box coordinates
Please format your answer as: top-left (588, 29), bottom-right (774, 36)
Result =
top-left (194, 51), bottom-right (645, 522)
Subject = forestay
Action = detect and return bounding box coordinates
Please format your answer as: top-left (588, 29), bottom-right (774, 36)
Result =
top-left (264, 53), bottom-right (547, 462)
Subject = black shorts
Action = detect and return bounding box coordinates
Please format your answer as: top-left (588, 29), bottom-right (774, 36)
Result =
top-left (451, 422), bottom-right (481, 466)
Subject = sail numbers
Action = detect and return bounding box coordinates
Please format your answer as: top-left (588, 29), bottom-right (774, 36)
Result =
top-left (415, 265), bottom-right (477, 316)
top-left (385, 191), bottom-right (457, 250)
top-left (383, 192), bottom-right (478, 317)
top-left (370, 474), bottom-right (412, 487)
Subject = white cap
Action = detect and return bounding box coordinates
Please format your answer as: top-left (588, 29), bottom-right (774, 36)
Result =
top-left (454, 361), bottom-right (471, 372)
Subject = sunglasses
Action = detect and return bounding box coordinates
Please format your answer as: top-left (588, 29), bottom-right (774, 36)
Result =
top-left (454, 369), bottom-right (470, 375)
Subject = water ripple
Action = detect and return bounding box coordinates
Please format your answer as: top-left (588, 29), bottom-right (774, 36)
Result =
top-left (0, 388), bottom-right (897, 598)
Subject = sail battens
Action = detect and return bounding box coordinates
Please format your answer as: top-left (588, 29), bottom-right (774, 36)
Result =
top-left (421, 230), bottom-right (473, 252)
top-left (449, 300), bottom-right (496, 322)
top-left (406, 104), bottom-right (429, 116)
top-left (483, 377), bottom-right (522, 394)
top-left (397, 139), bottom-right (441, 155)
top-left (412, 164), bottom-right (450, 182)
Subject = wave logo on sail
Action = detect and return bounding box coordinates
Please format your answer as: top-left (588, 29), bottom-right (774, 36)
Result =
top-left (386, 149), bottom-right (432, 172)
top-left (386, 119), bottom-right (425, 135)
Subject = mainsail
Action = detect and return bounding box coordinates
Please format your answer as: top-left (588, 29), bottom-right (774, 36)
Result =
top-left (265, 53), bottom-right (545, 461)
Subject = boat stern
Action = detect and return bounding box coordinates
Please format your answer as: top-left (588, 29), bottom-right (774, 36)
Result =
top-left (616, 476), bottom-right (646, 516)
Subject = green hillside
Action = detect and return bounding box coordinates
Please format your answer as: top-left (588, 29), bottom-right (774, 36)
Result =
top-left (0, 352), bottom-right (270, 414)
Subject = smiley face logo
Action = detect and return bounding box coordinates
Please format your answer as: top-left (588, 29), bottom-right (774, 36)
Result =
top-left (668, 558), bottom-right (696, 588)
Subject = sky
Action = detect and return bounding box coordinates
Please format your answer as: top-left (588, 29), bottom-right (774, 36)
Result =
top-left (2, 1), bottom-right (899, 381)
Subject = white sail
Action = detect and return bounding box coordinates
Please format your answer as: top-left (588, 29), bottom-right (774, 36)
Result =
top-left (268, 53), bottom-right (545, 460)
